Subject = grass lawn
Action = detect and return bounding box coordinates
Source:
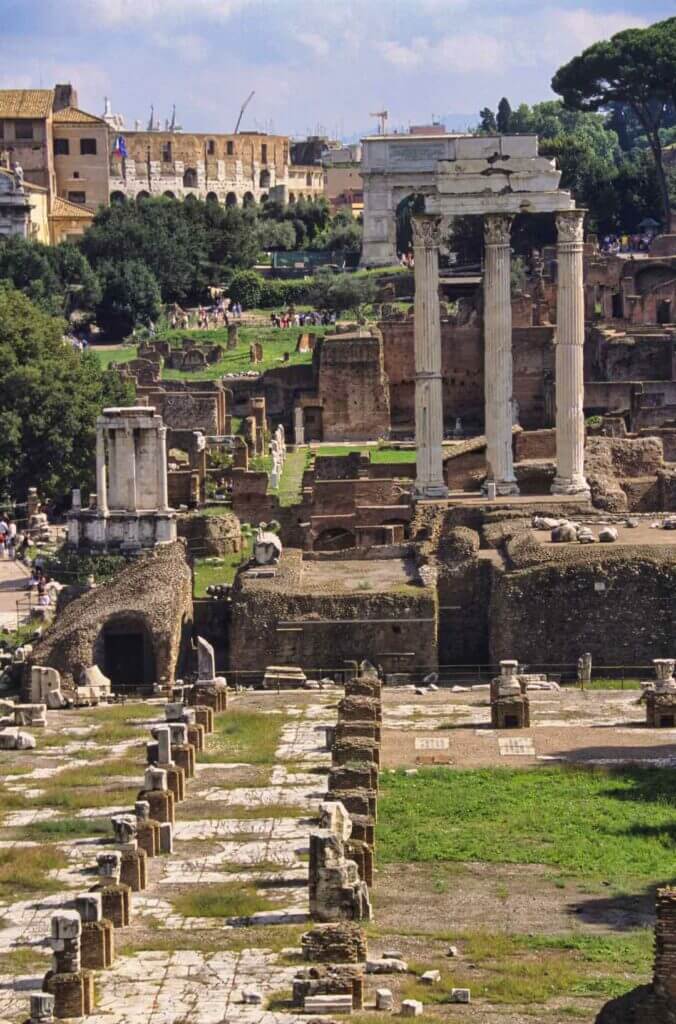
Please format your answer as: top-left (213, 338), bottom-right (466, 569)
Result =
top-left (193, 536), bottom-right (253, 597)
top-left (275, 449), bottom-right (309, 506)
top-left (310, 444), bottom-right (417, 464)
top-left (378, 766), bottom-right (676, 885)
top-left (197, 709), bottom-right (288, 765)
top-left (159, 324), bottom-right (331, 379)
top-left (91, 345), bottom-right (136, 369)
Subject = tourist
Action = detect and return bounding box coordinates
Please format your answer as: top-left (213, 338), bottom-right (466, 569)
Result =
top-left (6, 519), bottom-right (16, 559)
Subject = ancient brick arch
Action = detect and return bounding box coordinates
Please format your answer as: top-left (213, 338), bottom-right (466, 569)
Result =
top-left (94, 612), bottom-right (157, 694)
top-left (225, 192), bottom-right (237, 207)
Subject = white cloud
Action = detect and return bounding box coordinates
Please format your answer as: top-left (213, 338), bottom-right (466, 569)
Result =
top-left (80, 0), bottom-right (252, 26)
top-left (295, 31), bottom-right (330, 58)
top-left (379, 32), bottom-right (507, 74)
top-left (150, 31), bottom-right (208, 62)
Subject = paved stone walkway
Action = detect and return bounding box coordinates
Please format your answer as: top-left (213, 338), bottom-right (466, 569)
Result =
top-left (0, 693), bottom-right (335, 1023)
top-left (0, 558), bottom-right (31, 630)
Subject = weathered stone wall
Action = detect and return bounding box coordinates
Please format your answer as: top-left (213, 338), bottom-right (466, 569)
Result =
top-left (24, 542), bottom-right (193, 692)
top-left (229, 550), bottom-right (436, 675)
top-left (317, 333), bottom-right (390, 442)
top-left (379, 319), bottom-right (554, 432)
top-left (177, 511), bottom-right (241, 557)
top-left (490, 548), bottom-right (675, 666)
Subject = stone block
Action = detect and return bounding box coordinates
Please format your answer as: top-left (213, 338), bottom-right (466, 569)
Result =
top-left (159, 822), bottom-right (173, 854)
top-left (401, 999), bottom-right (424, 1016)
top-left (376, 988), bottom-right (393, 1010)
top-left (80, 920), bottom-right (114, 970)
top-left (450, 988), bottom-right (471, 1003)
top-left (120, 848), bottom-right (147, 891)
top-left (303, 993), bottom-right (353, 1014)
top-left (95, 883), bottom-right (131, 928)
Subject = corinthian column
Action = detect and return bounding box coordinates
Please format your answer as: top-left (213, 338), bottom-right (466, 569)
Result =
top-left (412, 214), bottom-right (448, 498)
top-left (483, 214), bottom-right (518, 495)
top-left (95, 423), bottom-right (108, 516)
top-left (552, 210), bottom-right (590, 496)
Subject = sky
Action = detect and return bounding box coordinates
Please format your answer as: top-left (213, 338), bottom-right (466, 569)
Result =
top-left (1, 0), bottom-right (672, 140)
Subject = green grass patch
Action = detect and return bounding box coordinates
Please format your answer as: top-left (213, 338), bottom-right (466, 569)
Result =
top-left (158, 324), bottom-right (333, 379)
top-left (193, 537), bottom-right (253, 596)
top-left (584, 678), bottom-right (643, 690)
top-left (275, 449), bottom-right (309, 507)
top-left (29, 785), bottom-right (138, 812)
top-left (119, 923), bottom-right (305, 957)
top-left (0, 845), bottom-right (68, 896)
top-left (17, 816), bottom-right (111, 843)
top-left (197, 709), bottom-right (289, 765)
top-left (0, 946), bottom-right (48, 975)
top-left (170, 882), bottom-right (276, 919)
top-left (378, 766), bottom-right (676, 884)
top-left (92, 345), bottom-right (136, 369)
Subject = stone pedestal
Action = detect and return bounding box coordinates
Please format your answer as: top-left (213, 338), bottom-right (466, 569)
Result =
top-left (142, 788), bottom-right (175, 824)
top-left (483, 214), bottom-right (518, 495)
top-left (44, 971), bottom-right (94, 1019)
top-left (194, 704), bottom-right (215, 732)
top-left (491, 694), bottom-right (530, 729)
top-left (120, 847), bottom-right (148, 891)
top-left (172, 743), bottom-right (195, 779)
top-left (551, 211), bottom-right (590, 496)
top-left (80, 920), bottom-right (114, 970)
top-left (646, 692), bottom-right (676, 729)
top-left (187, 722), bottom-right (205, 752)
top-left (412, 215), bottom-right (448, 498)
top-left (93, 884), bottom-right (131, 927)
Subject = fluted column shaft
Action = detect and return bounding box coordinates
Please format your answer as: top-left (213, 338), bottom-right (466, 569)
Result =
top-left (552, 210), bottom-right (590, 496)
top-left (413, 215), bottom-right (448, 498)
top-left (123, 427), bottom-right (137, 512)
top-left (483, 214), bottom-right (518, 494)
top-left (95, 425), bottom-right (108, 516)
top-left (157, 426), bottom-right (170, 511)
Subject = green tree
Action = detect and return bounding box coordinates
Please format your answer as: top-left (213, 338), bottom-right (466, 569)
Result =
top-left (552, 17), bottom-right (676, 225)
top-left (0, 237), bottom-right (100, 318)
top-left (479, 107), bottom-right (497, 133)
top-left (497, 97), bottom-right (512, 134)
top-left (0, 286), bottom-right (132, 501)
top-left (256, 219), bottom-right (296, 251)
top-left (228, 270), bottom-right (264, 308)
top-left (310, 213), bottom-right (362, 252)
top-left (95, 259), bottom-right (162, 336)
top-left (310, 272), bottom-right (376, 320)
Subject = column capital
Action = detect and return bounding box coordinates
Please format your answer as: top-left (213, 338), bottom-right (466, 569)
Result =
top-left (411, 214), bottom-right (441, 249)
top-left (555, 208), bottom-right (585, 244)
top-left (483, 213), bottom-right (513, 246)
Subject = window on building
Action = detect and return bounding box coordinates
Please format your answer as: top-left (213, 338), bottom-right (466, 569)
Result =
top-left (15, 121), bottom-right (34, 140)
top-left (67, 191), bottom-right (86, 204)
top-left (0, 122), bottom-right (4, 140)
top-left (162, 141), bottom-right (172, 162)
top-left (72, 171), bottom-right (80, 179)
top-left (80, 138), bottom-right (97, 155)
top-left (207, 139), bottom-right (215, 155)
top-left (226, 140), bottom-right (234, 156)
top-left (261, 143), bottom-right (268, 164)
top-left (54, 138), bottom-right (69, 156)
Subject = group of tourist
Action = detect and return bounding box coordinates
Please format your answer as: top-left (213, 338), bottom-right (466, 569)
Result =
top-left (0, 516), bottom-right (17, 559)
top-left (168, 299), bottom-right (243, 332)
top-left (269, 309), bottom-right (336, 328)
top-left (599, 232), bottom-right (655, 254)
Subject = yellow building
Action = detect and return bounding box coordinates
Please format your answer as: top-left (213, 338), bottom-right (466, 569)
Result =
top-left (0, 167), bottom-right (49, 243)
top-left (0, 85), bottom-right (99, 243)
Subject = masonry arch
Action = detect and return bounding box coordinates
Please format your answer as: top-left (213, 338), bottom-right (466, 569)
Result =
top-left (163, 190), bottom-right (176, 199)
top-left (243, 191), bottom-right (255, 207)
top-left (110, 190), bottom-right (126, 204)
top-left (225, 191), bottom-right (238, 207)
top-left (259, 169), bottom-right (271, 189)
top-left (206, 191), bottom-right (219, 203)
top-left (314, 527), bottom-right (356, 551)
top-left (96, 613), bottom-right (156, 694)
top-left (136, 190), bottom-right (151, 202)
top-left (183, 167), bottom-right (198, 188)
top-left (288, 192), bottom-right (296, 204)
top-left (260, 193), bottom-right (268, 204)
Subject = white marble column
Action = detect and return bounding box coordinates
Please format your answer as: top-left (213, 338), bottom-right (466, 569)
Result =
top-left (483, 214), bottom-right (518, 495)
top-left (412, 214), bottom-right (448, 498)
top-left (95, 424), bottom-right (108, 516)
top-left (157, 426), bottom-right (170, 511)
top-left (124, 427), bottom-right (137, 512)
top-left (552, 210), bottom-right (590, 496)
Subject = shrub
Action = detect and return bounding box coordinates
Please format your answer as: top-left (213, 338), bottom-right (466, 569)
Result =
top-left (228, 270), bottom-right (264, 309)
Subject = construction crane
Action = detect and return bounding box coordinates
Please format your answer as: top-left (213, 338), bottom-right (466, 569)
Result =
top-left (370, 110), bottom-right (388, 135)
top-left (235, 91), bottom-right (255, 134)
